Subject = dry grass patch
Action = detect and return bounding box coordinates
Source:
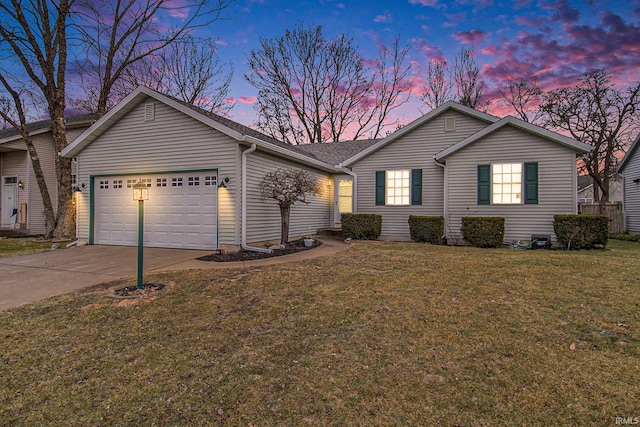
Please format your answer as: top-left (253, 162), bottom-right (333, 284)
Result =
top-left (0, 238), bottom-right (70, 258)
top-left (1, 241), bottom-right (639, 425)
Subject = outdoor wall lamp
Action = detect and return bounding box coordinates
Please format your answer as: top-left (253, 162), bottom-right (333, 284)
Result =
top-left (18, 180), bottom-right (24, 189)
top-left (218, 176), bottom-right (230, 188)
top-left (72, 186), bottom-right (82, 193)
top-left (633, 178), bottom-right (640, 183)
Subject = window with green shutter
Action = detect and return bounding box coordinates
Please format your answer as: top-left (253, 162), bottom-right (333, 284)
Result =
top-left (524, 162), bottom-right (538, 204)
top-left (477, 164), bottom-right (490, 205)
top-left (411, 169), bottom-right (422, 205)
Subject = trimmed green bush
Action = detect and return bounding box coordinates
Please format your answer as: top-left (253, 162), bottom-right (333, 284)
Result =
top-left (341, 213), bottom-right (382, 240)
top-left (553, 214), bottom-right (608, 249)
top-left (461, 217), bottom-right (505, 248)
top-left (408, 215), bottom-right (444, 244)
top-left (610, 233), bottom-right (640, 242)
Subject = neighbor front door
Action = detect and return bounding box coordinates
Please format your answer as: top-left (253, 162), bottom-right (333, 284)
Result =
top-left (334, 175), bottom-right (353, 226)
top-left (2, 176), bottom-right (18, 228)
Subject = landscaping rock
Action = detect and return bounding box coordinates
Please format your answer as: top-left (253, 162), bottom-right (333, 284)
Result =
top-left (51, 243), bottom-right (61, 249)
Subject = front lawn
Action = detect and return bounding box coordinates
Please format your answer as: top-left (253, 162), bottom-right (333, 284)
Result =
top-left (0, 238), bottom-right (70, 258)
top-left (1, 240), bottom-right (639, 425)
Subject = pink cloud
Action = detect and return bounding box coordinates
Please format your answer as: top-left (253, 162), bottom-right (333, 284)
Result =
top-left (215, 40), bottom-right (228, 46)
top-left (408, 0), bottom-right (439, 6)
top-left (373, 11), bottom-right (392, 23)
top-left (452, 29), bottom-right (488, 44)
top-left (164, 0), bottom-right (190, 19)
top-left (239, 96), bottom-right (256, 104)
top-left (223, 97), bottom-right (236, 104)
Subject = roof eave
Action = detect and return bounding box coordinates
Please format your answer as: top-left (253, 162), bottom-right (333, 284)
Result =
top-left (241, 136), bottom-right (338, 173)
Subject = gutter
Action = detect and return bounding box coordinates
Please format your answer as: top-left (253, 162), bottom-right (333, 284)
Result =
top-left (241, 143), bottom-right (271, 253)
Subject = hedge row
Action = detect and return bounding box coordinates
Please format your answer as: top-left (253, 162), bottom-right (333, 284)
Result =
top-left (461, 217), bottom-right (505, 248)
top-left (408, 216), bottom-right (444, 244)
top-left (341, 214), bottom-right (382, 240)
top-left (553, 214), bottom-right (608, 249)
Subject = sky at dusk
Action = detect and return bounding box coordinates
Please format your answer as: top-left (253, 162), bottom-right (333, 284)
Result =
top-left (189, 0), bottom-right (640, 129)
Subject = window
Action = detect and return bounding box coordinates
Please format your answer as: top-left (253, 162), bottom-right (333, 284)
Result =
top-left (141, 178), bottom-right (152, 187)
top-left (375, 169), bottom-right (422, 206)
top-left (172, 177), bottom-right (183, 187)
top-left (156, 178), bottom-right (167, 187)
top-left (188, 176), bottom-right (200, 186)
top-left (205, 176), bottom-right (217, 186)
top-left (71, 174), bottom-right (77, 185)
top-left (126, 179), bottom-right (136, 189)
top-left (99, 180), bottom-right (109, 189)
top-left (386, 170), bottom-right (410, 205)
top-left (477, 162), bottom-right (538, 205)
top-left (112, 180), bottom-right (123, 189)
top-left (492, 163), bottom-right (522, 204)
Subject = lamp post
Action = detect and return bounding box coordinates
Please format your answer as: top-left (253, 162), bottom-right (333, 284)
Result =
top-left (133, 181), bottom-right (149, 290)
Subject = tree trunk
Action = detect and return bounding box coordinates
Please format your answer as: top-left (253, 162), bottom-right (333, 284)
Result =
top-left (50, 109), bottom-right (75, 239)
top-left (280, 205), bottom-right (290, 244)
top-left (22, 135), bottom-right (56, 237)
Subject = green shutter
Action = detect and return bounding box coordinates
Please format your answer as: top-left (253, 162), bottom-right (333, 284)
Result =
top-left (375, 171), bottom-right (385, 206)
top-left (411, 169), bottom-right (422, 205)
top-left (477, 164), bottom-right (490, 205)
top-left (524, 162), bottom-right (538, 204)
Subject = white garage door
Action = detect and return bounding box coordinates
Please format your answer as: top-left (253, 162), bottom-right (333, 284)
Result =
top-left (94, 171), bottom-right (218, 249)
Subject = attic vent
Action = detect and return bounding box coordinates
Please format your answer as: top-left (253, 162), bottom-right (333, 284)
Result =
top-left (444, 116), bottom-right (456, 132)
top-left (144, 102), bottom-right (155, 121)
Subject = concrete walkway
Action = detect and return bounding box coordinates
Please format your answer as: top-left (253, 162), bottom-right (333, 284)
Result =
top-left (0, 237), bottom-right (349, 311)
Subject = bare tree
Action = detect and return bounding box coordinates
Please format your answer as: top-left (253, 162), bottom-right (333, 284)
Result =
top-left (498, 79), bottom-right (543, 123)
top-left (540, 70), bottom-right (640, 212)
top-left (421, 59), bottom-right (453, 110)
top-left (109, 36), bottom-right (234, 114)
top-left (73, 0), bottom-right (234, 118)
top-left (260, 169), bottom-right (319, 244)
top-left (246, 23), bottom-right (411, 144)
top-left (0, 0), bottom-right (75, 238)
top-left (453, 46), bottom-right (487, 110)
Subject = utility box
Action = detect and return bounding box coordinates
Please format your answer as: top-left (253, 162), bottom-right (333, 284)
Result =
top-left (530, 234), bottom-right (551, 249)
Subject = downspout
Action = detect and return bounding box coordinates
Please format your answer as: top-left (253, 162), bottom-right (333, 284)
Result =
top-left (241, 143), bottom-right (271, 253)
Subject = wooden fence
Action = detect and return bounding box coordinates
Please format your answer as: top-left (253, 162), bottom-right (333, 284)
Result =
top-left (579, 202), bottom-right (625, 233)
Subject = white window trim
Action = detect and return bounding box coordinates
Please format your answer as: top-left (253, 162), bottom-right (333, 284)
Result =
top-left (491, 163), bottom-right (523, 205)
top-left (385, 169), bottom-right (411, 206)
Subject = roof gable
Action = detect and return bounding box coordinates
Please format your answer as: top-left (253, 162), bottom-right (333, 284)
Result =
top-left (618, 133), bottom-right (640, 173)
top-left (434, 116), bottom-right (592, 161)
top-left (60, 86), bottom-right (342, 172)
top-left (341, 101), bottom-right (498, 166)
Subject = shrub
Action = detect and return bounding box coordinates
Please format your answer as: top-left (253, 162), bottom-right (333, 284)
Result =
top-left (341, 214), bottom-right (382, 240)
top-left (408, 215), bottom-right (444, 244)
top-left (461, 217), bottom-right (505, 248)
top-left (610, 233), bottom-right (640, 242)
top-left (553, 215), bottom-right (608, 249)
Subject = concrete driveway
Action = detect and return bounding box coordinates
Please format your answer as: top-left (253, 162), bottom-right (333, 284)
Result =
top-left (0, 245), bottom-right (210, 311)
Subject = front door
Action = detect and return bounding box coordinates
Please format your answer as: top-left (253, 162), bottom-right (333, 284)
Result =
top-left (334, 175), bottom-right (353, 226)
top-left (2, 176), bottom-right (18, 228)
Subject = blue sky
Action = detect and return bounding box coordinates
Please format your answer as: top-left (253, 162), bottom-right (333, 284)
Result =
top-left (190, 0), bottom-right (639, 127)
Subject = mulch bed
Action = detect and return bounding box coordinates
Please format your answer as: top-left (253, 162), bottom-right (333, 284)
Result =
top-left (110, 283), bottom-right (166, 299)
top-left (197, 238), bottom-right (322, 262)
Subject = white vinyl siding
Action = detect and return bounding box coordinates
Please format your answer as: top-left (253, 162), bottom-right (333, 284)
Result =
top-left (75, 97), bottom-right (240, 248)
top-left (445, 125), bottom-right (578, 243)
top-left (351, 110), bottom-right (490, 238)
top-left (622, 151), bottom-right (640, 233)
top-left (245, 150), bottom-right (332, 243)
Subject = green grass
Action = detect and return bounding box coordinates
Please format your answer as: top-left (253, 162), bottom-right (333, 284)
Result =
top-left (0, 238), bottom-right (71, 258)
top-left (1, 240), bottom-right (640, 425)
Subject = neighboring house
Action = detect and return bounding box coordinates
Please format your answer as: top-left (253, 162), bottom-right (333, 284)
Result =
top-left (0, 115), bottom-right (95, 233)
top-left (61, 86), bottom-right (591, 251)
top-left (618, 133), bottom-right (640, 233)
top-left (577, 174), bottom-right (623, 204)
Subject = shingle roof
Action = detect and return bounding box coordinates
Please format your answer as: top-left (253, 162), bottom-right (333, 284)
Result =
top-left (172, 96), bottom-right (376, 165)
top-left (291, 139), bottom-right (380, 164)
top-left (0, 113), bottom-right (96, 141)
